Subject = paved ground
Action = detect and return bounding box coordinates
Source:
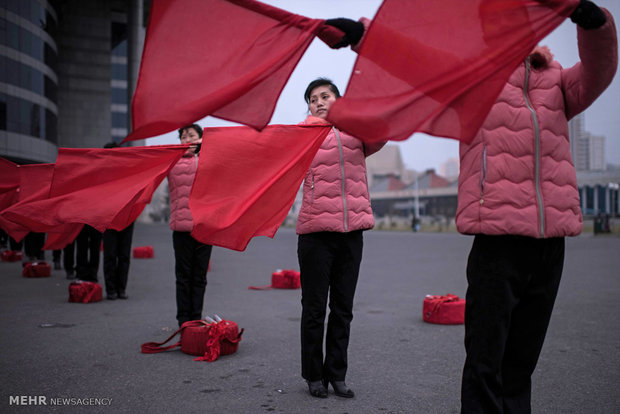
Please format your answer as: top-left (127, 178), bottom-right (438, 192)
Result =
top-left (0, 223), bottom-right (618, 413)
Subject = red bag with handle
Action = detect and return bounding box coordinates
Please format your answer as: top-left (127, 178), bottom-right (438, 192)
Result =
top-left (249, 269), bottom-right (300, 290)
top-left (423, 294), bottom-right (465, 325)
top-left (22, 261), bottom-right (51, 278)
top-left (68, 281), bottom-right (102, 303)
top-left (141, 319), bottom-right (244, 362)
top-left (1, 250), bottom-right (23, 262)
top-left (133, 246), bottom-right (154, 258)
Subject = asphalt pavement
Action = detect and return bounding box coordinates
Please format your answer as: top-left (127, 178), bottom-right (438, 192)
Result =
top-left (0, 223), bottom-right (618, 413)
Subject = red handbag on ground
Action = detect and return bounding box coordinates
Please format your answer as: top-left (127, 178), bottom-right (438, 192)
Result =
top-left (22, 261), bottom-right (51, 278)
top-left (423, 294), bottom-right (465, 325)
top-left (1, 250), bottom-right (23, 262)
top-left (141, 319), bottom-right (244, 362)
top-left (68, 281), bottom-right (103, 303)
top-left (248, 269), bottom-right (301, 290)
top-left (133, 246), bottom-right (154, 258)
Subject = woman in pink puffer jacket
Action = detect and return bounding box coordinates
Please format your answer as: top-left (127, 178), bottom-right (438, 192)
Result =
top-left (168, 124), bottom-right (213, 327)
top-left (297, 78), bottom-right (384, 399)
top-left (457, 2), bottom-right (617, 412)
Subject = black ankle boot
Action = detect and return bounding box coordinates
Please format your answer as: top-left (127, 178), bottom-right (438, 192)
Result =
top-left (307, 380), bottom-right (327, 398)
top-left (330, 381), bottom-right (355, 398)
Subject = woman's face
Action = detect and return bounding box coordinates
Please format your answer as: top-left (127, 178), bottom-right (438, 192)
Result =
top-left (308, 85), bottom-right (337, 119)
top-left (180, 128), bottom-right (202, 156)
top-left (180, 128), bottom-right (201, 145)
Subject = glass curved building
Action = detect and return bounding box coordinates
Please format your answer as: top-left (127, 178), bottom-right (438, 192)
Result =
top-left (0, 0), bottom-right (59, 163)
top-left (0, 0), bottom-right (144, 164)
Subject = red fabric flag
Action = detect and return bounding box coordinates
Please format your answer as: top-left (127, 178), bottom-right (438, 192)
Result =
top-left (190, 124), bottom-right (331, 251)
top-left (327, 0), bottom-right (579, 144)
top-left (43, 224), bottom-right (84, 251)
top-left (1, 145), bottom-right (187, 236)
top-left (0, 163), bottom-right (55, 241)
top-left (125, 0), bottom-right (341, 142)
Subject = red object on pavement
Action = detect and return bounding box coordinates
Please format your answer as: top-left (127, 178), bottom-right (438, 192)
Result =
top-left (1, 250), bottom-right (23, 262)
top-left (22, 261), bottom-right (52, 278)
top-left (423, 294), bottom-right (465, 325)
top-left (133, 246), bottom-right (154, 258)
top-left (141, 319), bottom-right (244, 362)
top-left (68, 281), bottom-right (103, 303)
top-left (249, 269), bottom-right (301, 290)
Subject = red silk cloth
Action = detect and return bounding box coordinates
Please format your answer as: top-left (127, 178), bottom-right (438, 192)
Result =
top-left (0, 162), bottom-right (55, 242)
top-left (1, 146), bottom-right (187, 248)
top-left (327, 0), bottom-right (579, 144)
top-left (190, 124), bottom-right (330, 251)
top-left (124, 0), bottom-right (341, 142)
top-left (124, 0), bottom-right (576, 144)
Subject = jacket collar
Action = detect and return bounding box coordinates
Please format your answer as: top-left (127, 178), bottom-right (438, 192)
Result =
top-left (528, 45), bottom-right (554, 69)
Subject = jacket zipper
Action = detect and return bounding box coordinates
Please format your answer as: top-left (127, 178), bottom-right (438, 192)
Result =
top-left (479, 144), bottom-right (487, 205)
top-left (311, 175), bottom-right (314, 204)
top-left (333, 127), bottom-right (348, 232)
top-left (523, 57), bottom-right (545, 237)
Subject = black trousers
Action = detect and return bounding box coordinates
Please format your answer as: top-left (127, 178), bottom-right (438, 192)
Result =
top-left (24, 232), bottom-right (45, 260)
top-left (461, 234), bottom-right (564, 414)
top-left (298, 230), bottom-right (363, 382)
top-left (76, 225), bottom-right (102, 281)
top-left (0, 229), bottom-right (7, 247)
top-left (103, 223), bottom-right (134, 295)
top-left (9, 236), bottom-right (22, 251)
top-left (173, 231), bottom-right (212, 326)
top-left (63, 241), bottom-right (75, 273)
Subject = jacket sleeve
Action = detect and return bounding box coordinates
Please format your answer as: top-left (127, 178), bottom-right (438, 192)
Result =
top-left (562, 8), bottom-right (618, 120)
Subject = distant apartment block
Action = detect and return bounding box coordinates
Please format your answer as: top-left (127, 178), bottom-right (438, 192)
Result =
top-left (569, 113), bottom-right (606, 171)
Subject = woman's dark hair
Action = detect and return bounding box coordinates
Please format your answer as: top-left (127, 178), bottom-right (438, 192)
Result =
top-left (304, 78), bottom-right (341, 103)
top-left (178, 124), bottom-right (203, 139)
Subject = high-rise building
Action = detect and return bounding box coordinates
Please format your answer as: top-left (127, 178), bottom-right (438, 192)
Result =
top-left (111, 11), bottom-right (129, 143)
top-left (589, 134), bottom-right (606, 171)
top-left (0, 0), bottom-right (145, 164)
top-left (439, 157), bottom-right (459, 181)
top-left (0, 0), bottom-right (59, 163)
top-left (569, 112), bottom-right (606, 171)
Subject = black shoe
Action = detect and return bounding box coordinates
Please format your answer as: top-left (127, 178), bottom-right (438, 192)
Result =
top-left (307, 380), bottom-right (328, 398)
top-left (66, 270), bottom-right (75, 280)
top-left (330, 381), bottom-right (354, 398)
top-left (107, 293), bottom-right (118, 300)
top-left (117, 292), bottom-right (128, 300)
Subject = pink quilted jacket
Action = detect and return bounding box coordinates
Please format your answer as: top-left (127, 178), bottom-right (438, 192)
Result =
top-left (296, 116), bottom-right (384, 234)
top-left (456, 10), bottom-right (617, 238)
top-left (168, 154), bottom-right (199, 232)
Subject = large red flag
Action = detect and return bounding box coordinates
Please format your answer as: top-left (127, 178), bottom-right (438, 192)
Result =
top-left (124, 0), bottom-right (341, 142)
top-left (327, 0), bottom-right (579, 144)
top-left (190, 124), bottom-right (331, 251)
top-left (42, 224), bottom-right (84, 251)
top-left (1, 145), bottom-right (187, 236)
top-left (0, 163), bottom-right (55, 242)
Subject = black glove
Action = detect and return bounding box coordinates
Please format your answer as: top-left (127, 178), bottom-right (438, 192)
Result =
top-left (570, 0), bottom-right (606, 30)
top-left (324, 18), bottom-right (364, 48)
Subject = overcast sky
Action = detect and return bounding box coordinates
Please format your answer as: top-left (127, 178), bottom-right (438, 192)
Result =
top-left (149, 0), bottom-right (620, 172)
